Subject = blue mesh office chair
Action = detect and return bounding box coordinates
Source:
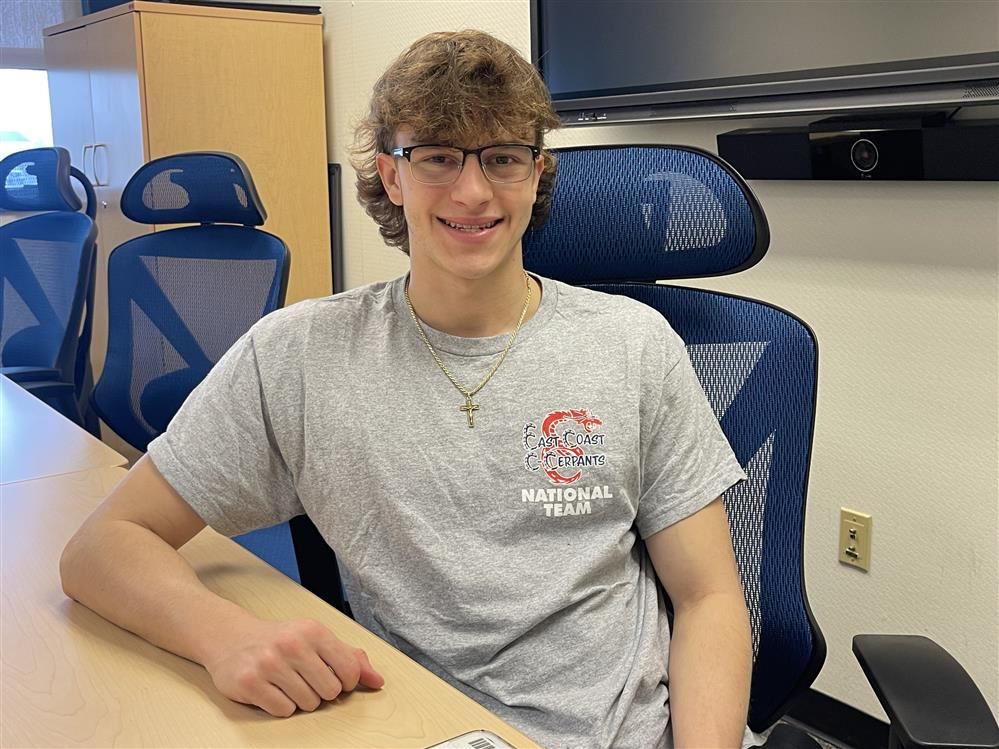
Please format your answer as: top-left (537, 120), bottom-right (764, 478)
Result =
top-left (90, 151), bottom-right (347, 611)
top-left (0, 147), bottom-right (98, 427)
top-left (524, 145), bottom-right (998, 749)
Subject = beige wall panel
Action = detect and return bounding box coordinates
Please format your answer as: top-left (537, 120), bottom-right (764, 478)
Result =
top-left (139, 12), bottom-right (331, 303)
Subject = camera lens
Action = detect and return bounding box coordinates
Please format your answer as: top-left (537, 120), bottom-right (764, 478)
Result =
top-left (850, 138), bottom-right (878, 173)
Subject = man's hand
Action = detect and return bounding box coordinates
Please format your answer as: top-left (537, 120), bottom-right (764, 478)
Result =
top-left (62, 457), bottom-right (384, 718)
top-left (205, 617), bottom-right (385, 717)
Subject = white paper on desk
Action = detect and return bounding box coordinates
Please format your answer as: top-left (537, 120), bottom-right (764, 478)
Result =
top-left (425, 728), bottom-right (517, 749)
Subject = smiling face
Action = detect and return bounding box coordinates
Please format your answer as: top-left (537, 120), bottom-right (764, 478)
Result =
top-left (375, 127), bottom-right (544, 285)
top-left (352, 30), bottom-right (561, 260)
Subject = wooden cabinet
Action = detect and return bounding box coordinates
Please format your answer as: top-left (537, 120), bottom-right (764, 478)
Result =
top-left (45, 1), bottom-right (332, 377)
top-left (46, 10), bottom-right (148, 376)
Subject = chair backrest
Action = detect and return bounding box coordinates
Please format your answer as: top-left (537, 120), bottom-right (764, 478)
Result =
top-left (91, 152), bottom-right (289, 451)
top-left (90, 152), bottom-right (345, 611)
top-left (523, 145), bottom-right (824, 732)
top-left (0, 147), bottom-right (97, 386)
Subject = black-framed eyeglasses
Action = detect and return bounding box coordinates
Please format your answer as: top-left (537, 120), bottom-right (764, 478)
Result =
top-left (391, 144), bottom-right (541, 185)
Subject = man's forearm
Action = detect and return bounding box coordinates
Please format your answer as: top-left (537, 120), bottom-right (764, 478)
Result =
top-left (61, 519), bottom-right (257, 667)
top-left (668, 590), bottom-right (752, 748)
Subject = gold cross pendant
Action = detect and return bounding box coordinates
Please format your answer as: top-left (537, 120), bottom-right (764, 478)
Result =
top-left (459, 395), bottom-right (480, 428)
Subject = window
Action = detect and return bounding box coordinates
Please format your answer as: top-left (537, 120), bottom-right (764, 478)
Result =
top-left (0, 0), bottom-right (66, 162)
top-left (0, 69), bottom-right (54, 161)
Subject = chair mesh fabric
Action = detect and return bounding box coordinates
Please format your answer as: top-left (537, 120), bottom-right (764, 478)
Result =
top-left (94, 151), bottom-right (323, 595)
top-left (598, 283), bottom-right (819, 730)
top-left (0, 212), bottom-right (96, 385)
top-left (120, 152), bottom-right (266, 226)
top-left (233, 523), bottom-right (301, 583)
top-left (0, 148), bottom-right (83, 213)
top-left (91, 225), bottom-right (285, 451)
top-left (524, 145), bottom-right (822, 733)
top-left (523, 145), bottom-right (766, 283)
top-left (0, 148), bottom-right (98, 428)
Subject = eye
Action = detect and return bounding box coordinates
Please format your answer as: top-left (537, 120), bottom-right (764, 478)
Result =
top-left (483, 146), bottom-right (536, 169)
top-left (485, 150), bottom-right (525, 166)
top-left (414, 148), bottom-right (462, 167)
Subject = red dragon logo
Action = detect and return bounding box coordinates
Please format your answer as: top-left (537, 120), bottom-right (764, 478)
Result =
top-left (523, 409), bottom-right (605, 485)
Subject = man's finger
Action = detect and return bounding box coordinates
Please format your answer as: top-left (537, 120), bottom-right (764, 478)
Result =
top-left (315, 636), bottom-right (363, 691)
top-left (271, 669), bottom-right (323, 712)
top-left (355, 649), bottom-right (384, 689)
top-left (251, 683), bottom-right (298, 718)
top-left (296, 651), bottom-right (344, 701)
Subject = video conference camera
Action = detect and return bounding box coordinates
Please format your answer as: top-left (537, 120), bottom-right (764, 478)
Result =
top-left (717, 113), bottom-right (999, 181)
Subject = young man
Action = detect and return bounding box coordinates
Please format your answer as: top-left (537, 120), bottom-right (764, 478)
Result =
top-left (61, 30), bottom-right (753, 749)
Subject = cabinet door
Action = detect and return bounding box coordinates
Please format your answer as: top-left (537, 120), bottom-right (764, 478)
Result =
top-left (85, 11), bottom-right (150, 376)
top-left (88, 12), bottom-right (147, 250)
top-left (44, 25), bottom-right (96, 202)
top-left (139, 11), bottom-right (332, 303)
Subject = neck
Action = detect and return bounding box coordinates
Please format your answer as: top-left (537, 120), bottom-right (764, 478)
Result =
top-left (406, 264), bottom-right (540, 337)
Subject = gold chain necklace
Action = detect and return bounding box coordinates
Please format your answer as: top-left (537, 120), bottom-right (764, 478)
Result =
top-left (404, 272), bottom-right (532, 428)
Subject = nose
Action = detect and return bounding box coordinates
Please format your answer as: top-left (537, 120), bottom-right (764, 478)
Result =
top-left (449, 154), bottom-right (494, 206)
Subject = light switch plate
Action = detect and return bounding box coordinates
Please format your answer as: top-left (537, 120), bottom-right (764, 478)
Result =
top-left (839, 508), bottom-right (872, 571)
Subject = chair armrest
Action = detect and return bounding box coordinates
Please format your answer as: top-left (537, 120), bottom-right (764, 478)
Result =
top-left (1, 366), bottom-right (61, 382)
top-left (20, 379), bottom-right (74, 394)
top-left (759, 723), bottom-right (823, 749)
top-left (852, 634), bottom-right (999, 749)
top-left (19, 379), bottom-right (83, 425)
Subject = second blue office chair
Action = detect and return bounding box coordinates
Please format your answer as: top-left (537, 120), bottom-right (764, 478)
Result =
top-left (523, 145), bottom-right (998, 748)
top-left (91, 152), bottom-right (287, 447)
top-left (91, 151), bottom-right (346, 611)
top-left (0, 147), bottom-right (98, 426)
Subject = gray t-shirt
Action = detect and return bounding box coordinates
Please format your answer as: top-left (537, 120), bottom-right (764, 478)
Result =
top-left (148, 274), bottom-right (746, 749)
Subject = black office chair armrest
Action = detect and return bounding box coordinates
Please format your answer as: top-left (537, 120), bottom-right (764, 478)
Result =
top-left (760, 723), bottom-right (823, 749)
top-left (852, 634), bottom-right (999, 749)
top-left (1, 366), bottom-right (61, 382)
top-left (20, 379), bottom-right (83, 425)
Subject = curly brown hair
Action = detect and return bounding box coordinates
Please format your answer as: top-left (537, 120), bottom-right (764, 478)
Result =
top-left (352, 30), bottom-right (561, 255)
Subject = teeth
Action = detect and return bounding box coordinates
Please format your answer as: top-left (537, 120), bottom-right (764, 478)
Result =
top-left (442, 218), bottom-right (498, 231)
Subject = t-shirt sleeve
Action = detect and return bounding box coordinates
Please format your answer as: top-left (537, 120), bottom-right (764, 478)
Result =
top-left (634, 322), bottom-right (746, 539)
top-left (146, 328), bottom-right (305, 537)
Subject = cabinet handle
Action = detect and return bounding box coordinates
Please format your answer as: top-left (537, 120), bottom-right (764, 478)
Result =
top-left (93, 144), bottom-right (108, 187)
top-left (81, 145), bottom-right (93, 182)
top-left (88, 145), bottom-right (98, 185)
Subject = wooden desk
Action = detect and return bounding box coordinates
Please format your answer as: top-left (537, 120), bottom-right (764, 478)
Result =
top-left (0, 467), bottom-right (539, 748)
top-left (0, 375), bottom-right (126, 484)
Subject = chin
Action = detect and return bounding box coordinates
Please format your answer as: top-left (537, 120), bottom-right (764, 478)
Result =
top-left (455, 245), bottom-right (523, 274)
top-left (434, 243), bottom-right (522, 279)
top-left (438, 259), bottom-right (508, 283)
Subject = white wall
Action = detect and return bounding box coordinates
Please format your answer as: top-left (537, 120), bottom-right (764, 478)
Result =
top-left (0, 0), bottom-right (80, 67)
top-left (236, 0), bottom-right (999, 721)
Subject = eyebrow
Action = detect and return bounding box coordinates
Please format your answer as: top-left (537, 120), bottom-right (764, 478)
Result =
top-left (407, 141), bottom-right (537, 149)
top-left (410, 130), bottom-right (536, 148)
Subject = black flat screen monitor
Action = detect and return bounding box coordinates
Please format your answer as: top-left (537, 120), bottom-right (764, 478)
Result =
top-left (531, 0), bottom-right (999, 123)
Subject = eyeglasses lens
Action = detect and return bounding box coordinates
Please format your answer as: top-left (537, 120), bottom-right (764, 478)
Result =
top-left (408, 145), bottom-right (535, 184)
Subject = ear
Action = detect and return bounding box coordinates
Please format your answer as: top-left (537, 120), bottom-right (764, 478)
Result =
top-left (375, 153), bottom-right (404, 206)
top-left (530, 151), bottom-right (545, 200)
